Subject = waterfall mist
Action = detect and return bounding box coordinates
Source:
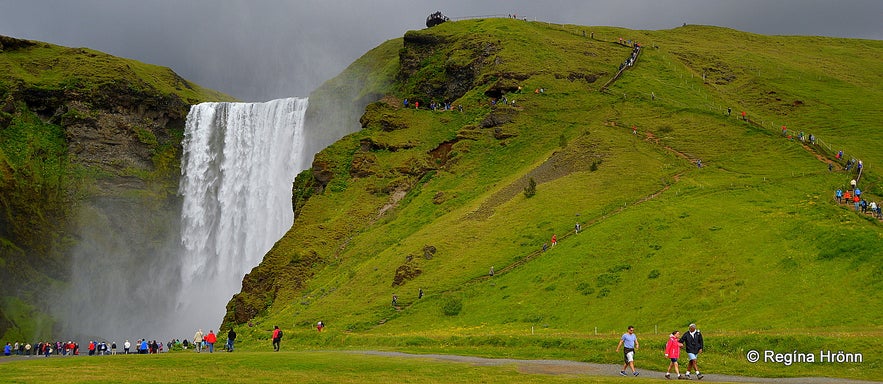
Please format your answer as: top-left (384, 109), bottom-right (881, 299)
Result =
top-left (53, 97), bottom-right (309, 343)
top-left (56, 197), bottom-right (183, 343)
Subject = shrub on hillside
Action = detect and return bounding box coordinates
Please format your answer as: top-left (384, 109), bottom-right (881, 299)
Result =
top-left (523, 177), bottom-right (536, 198)
top-left (441, 296), bottom-right (463, 316)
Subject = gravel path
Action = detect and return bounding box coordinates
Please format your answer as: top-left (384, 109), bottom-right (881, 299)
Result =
top-left (350, 351), bottom-right (880, 383)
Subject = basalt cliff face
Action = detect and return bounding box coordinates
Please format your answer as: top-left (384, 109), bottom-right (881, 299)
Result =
top-left (0, 35), bottom-right (232, 340)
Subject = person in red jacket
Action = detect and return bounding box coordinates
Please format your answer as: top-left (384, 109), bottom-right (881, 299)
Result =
top-left (204, 330), bottom-right (217, 353)
top-left (272, 325), bottom-right (282, 351)
top-left (664, 330), bottom-right (684, 380)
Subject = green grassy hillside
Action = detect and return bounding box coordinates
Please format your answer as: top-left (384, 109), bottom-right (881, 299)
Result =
top-left (236, 20), bottom-right (879, 380)
top-left (0, 35), bottom-right (235, 341)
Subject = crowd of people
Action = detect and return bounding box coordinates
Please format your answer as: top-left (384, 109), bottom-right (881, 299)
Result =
top-left (2, 328), bottom-right (243, 358)
top-left (741, 113), bottom-right (877, 220)
top-left (2, 339), bottom-right (161, 357)
top-left (618, 40), bottom-right (642, 71)
top-left (835, 181), bottom-right (881, 219)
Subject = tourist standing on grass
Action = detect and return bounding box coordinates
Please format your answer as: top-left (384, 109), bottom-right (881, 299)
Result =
top-left (272, 325), bottom-right (282, 351)
top-left (204, 330), bottom-right (217, 353)
top-left (193, 329), bottom-right (204, 353)
top-left (664, 330), bottom-right (684, 380)
top-left (679, 324), bottom-right (704, 380)
top-left (124, 340), bottom-right (130, 354)
top-left (226, 328), bottom-right (236, 352)
top-left (615, 325), bottom-right (640, 376)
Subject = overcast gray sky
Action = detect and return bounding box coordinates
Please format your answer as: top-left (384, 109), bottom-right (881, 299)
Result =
top-left (1, 0), bottom-right (880, 101)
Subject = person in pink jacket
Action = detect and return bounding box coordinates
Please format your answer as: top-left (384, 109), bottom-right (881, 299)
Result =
top-left (664, 330), bottom-right (684, 380)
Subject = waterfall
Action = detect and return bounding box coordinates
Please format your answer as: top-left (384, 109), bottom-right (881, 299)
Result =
top-left (51, 97), bottom-right (312, 343)
top-left (176, 97), bottom-right (309, 335)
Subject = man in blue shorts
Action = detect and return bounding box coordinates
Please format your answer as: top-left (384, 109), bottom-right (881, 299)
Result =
top-left (679, 323), bottom-right (705, 380)
top-left (615, 325), bottom-right (640, 376)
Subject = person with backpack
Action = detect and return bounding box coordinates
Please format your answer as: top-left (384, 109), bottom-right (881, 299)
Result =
top-left (272, 325), bottom-right (282, 351)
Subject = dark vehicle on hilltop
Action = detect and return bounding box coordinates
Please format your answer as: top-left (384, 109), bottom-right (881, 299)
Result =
top-left (426, 11), bottom-right (449, 28)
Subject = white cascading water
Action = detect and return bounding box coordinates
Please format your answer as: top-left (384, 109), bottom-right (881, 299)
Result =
top-left (176, 97), bottom-right (309, 335)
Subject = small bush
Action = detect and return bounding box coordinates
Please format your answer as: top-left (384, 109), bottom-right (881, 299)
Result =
top-left (523, 177), bottom-right (537, 198)
top-left (576, 282), bottom-right (595, 295)
top-left (596, 273), bottom-right (621, 287)
top-left (596, 287), bottom-right (611, 298)
top-left (441, 296), bottom-right (463, 316)
top-left (648, 269), bottom-right (661, 279)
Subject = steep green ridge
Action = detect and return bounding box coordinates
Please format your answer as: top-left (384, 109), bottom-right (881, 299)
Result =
top-left (0, 35), bottom-right (234, 340)
top-left (225, 20), bottom-right (883, 379)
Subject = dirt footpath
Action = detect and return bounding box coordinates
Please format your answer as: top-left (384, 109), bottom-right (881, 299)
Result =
top-left (350, 351), bottom-right (880, 383)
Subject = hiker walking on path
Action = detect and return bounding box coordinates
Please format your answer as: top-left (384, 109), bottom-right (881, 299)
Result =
top-left (664, 330), bottom-right (684, 380)
top-left (679, 324), bottom-right (704, 380)
top-left (615, 325), bottom-right (640, 376)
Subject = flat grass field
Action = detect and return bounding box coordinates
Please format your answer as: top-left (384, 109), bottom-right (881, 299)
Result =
top-left (1, 348), bottom-right (878, 383)
top-left (0, 351), bottom-right (622, 383)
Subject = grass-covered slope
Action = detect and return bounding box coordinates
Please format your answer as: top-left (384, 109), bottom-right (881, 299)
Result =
top-left (228, 20), bottom-right (882, 379)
